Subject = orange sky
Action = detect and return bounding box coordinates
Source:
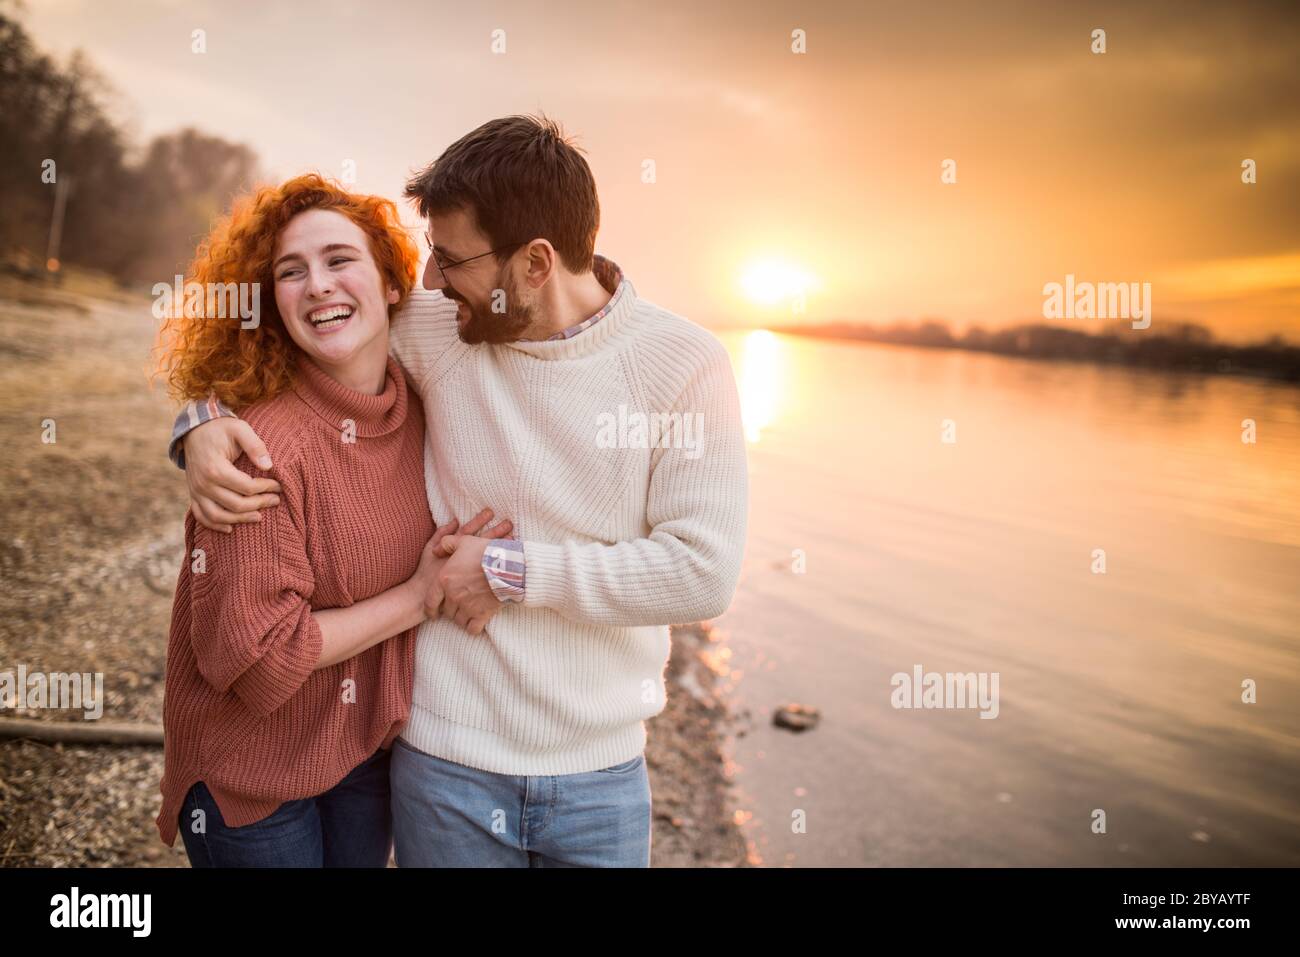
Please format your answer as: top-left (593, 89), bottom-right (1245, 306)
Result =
top-left (26, 0), bottom-right (1300, 341)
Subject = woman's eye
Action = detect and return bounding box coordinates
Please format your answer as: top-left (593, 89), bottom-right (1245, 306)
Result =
top-left (277, 268), bottom-right (302, 279)
top-left (329, 257), bottom-right (354, 267)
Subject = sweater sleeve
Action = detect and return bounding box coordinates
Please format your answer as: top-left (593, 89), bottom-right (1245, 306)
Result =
top-left (388, 288), bottom-right (461, 389)
top-left (520, 337), bottom-right (749, 626)
top-left (187, 456), bottom-right (323, 717)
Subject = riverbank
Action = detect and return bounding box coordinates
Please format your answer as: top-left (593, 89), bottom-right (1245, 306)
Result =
top-left (774, 320), bottom-right (1300, 382)
top-left (0, 278), bottom-right (748, 868)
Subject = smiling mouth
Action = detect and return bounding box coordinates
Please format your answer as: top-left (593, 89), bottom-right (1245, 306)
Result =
top-left (307, 304), bottom-right (354, 329)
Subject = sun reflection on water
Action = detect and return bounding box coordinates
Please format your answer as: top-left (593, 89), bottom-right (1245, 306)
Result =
top-left (737, 329), bottom-right (787, 444)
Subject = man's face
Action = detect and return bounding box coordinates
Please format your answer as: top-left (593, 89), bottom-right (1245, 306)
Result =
top-left (422, 207), bottom-right (534, 344)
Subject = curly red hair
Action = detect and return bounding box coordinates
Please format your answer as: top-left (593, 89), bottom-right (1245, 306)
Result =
top-left (157, 173), bottom-right (419, 408)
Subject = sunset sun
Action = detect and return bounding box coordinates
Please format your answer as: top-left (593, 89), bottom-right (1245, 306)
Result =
top-left (739, 258), bottom-right (819, 308)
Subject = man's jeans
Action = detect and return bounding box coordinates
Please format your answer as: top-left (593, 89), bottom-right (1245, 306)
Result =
top-left (390, 736), bottom-right (652, 867)
top-left (178, 746), bottom-right (393, 867)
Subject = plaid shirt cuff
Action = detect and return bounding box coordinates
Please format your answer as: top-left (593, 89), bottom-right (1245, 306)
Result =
top-left (169, 396), bottom-right (236, 469)
top-left (481, 539), bottom-right (525, 603)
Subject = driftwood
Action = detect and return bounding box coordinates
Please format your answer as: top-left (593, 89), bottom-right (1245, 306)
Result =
top-left (0, 717), bottom-right (162, 746)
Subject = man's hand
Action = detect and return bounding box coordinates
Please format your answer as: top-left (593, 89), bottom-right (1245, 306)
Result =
top-left (185, 418), bottom-right (281, 533)
top-left (417, 512), bottom-right (512, 621)
top-left (436, 535), bottom-right (502, 636)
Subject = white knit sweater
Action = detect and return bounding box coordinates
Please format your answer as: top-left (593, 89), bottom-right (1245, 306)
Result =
top-left (388, 277), bottom-right (748, 774)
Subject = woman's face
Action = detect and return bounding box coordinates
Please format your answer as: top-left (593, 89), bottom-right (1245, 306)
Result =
top-left (272, 207), bottom-right (398, 376)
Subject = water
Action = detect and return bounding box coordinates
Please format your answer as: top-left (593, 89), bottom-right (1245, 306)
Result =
top-left (711, 330), bottom-right (1300, 866)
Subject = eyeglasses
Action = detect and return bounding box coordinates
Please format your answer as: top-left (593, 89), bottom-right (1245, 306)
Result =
top-left (424, 231), bottom-right (528, 277)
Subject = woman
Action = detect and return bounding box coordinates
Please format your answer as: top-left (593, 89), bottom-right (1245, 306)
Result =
top-left (153, 174), bottom-right (511, 866)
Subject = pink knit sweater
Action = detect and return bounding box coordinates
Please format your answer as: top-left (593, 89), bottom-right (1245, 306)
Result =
top-left (155, 352), bottom-right (433, 847)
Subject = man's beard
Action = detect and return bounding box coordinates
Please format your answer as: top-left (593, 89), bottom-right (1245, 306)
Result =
top-left (447, 269), bottom-right (534, 345)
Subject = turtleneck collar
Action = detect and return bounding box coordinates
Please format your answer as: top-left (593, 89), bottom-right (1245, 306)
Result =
top-left (291, 351), bottom-right (409, 438)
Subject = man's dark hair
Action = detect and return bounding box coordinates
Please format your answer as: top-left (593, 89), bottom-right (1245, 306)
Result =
top-left (405, 114), bottom-right (599, 273)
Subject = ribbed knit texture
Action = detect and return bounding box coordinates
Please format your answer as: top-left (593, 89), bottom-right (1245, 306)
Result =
top-left (155, 353), bottom-right (433, 846)
top-left (390, 275), bottom-right (749, 775)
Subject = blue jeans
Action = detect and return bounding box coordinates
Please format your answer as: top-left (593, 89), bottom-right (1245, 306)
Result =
top-left (179, 746), bottom-right (393, 867)
top-left (390, 736), bottom-right (652, 867)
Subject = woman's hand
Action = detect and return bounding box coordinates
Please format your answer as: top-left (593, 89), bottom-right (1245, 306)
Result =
top-left (315, 510), bottom-right (513, 670)
top-left (410, 508), bottom-right (513, 622)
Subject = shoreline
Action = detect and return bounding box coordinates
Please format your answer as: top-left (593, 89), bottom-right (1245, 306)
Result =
top-left (648, 623), bottom-right (751, 867)
top-left (770, 323), bottom-right (1300, 384)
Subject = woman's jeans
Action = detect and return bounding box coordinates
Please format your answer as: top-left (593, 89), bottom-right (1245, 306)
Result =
top-left (179, 746), bottom-right (392, 867)
top-left (389, 736), bottom-right (652, 867)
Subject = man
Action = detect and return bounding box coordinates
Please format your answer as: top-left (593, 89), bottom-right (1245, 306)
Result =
top-left (171, 115), bottom-right (749, 867)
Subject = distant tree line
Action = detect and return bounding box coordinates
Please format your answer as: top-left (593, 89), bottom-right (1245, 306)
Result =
top-left (0, 9), bottom-right (260, 285)
top-left (775, 319), bottom-right (1300, 382)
